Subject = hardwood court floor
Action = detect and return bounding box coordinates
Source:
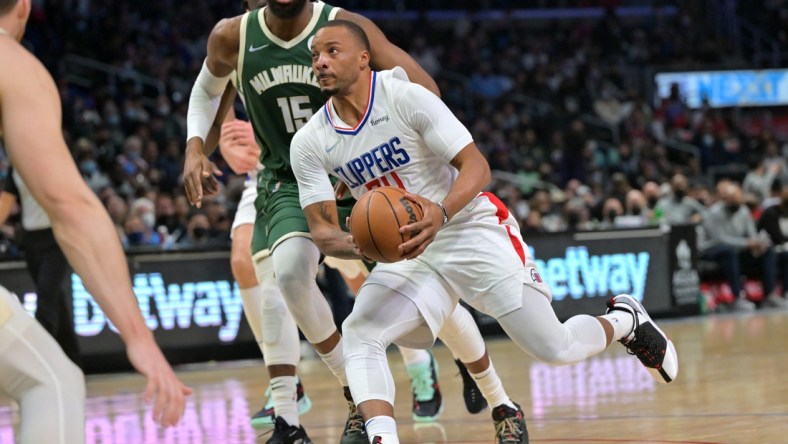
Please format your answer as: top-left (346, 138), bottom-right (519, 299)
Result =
top-left (1, 310), bottom-right (786, 443)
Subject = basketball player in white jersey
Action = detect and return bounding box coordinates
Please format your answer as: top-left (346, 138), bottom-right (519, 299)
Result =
top-left (189, 2), bottom-right (438, 434)
top-left (0, 0), bottom-right (191, 442)
top-left (185, 1), bottom-right (500, 442)
top-left (291, 21), bottom-right (679, 444)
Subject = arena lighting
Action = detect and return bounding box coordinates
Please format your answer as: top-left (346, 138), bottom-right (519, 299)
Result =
top-left (655, 69), bottom-right (788, 108)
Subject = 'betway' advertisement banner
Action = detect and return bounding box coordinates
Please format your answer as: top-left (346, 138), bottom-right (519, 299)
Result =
top-left (0, 251), bottom-right (258, 372)
top-left (0, 227), bottom-right (699, 372)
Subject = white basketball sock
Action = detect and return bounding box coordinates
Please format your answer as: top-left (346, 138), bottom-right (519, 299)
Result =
top-left (365, 416), bottom-right (399, 444)
top-left (317, 338), bottom-right (348, 387)
top-left (600, 310), bottom-right (635, 342)
top-left (270, 376), bottom-right (298, 426)
top-left (469, 362), bottom-right (514, 410)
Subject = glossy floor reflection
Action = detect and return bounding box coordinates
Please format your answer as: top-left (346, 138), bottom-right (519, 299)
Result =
top-left (0, 310), bottom-right (786, 443)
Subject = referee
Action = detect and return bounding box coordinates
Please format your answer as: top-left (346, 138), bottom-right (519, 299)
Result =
top-left (0, 167), bottom-right (82, 368)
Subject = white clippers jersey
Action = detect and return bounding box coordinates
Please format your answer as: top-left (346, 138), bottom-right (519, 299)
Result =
top-left (291, 68), bottom-right (473, 208)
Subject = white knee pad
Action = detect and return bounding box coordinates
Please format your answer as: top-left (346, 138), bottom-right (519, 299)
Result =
top-left (271, 237), bottom-right (336, 344)
top-left (251, 256), bottom-right (300, 366)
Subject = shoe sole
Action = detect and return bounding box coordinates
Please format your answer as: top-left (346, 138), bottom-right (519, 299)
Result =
top-left (250, 394), bottom-right (313, 429)
top-left (613, 294), bottom-right (678, 384)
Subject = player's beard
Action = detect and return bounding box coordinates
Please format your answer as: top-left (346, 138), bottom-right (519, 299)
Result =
top-left (321, 85), bottom-right (339, 96)
top-left (267, 0), bottom-right (308, 19)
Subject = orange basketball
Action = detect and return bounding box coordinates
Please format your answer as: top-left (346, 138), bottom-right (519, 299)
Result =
top-left (349, 187), bottom-right (423, 264)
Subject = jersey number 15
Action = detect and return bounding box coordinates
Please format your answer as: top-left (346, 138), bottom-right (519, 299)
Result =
top-left (277, 96), bottom-right (313, 133)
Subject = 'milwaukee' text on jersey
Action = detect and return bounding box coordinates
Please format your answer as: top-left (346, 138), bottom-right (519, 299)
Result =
top-left (248, 64), bottom-right (318, 94)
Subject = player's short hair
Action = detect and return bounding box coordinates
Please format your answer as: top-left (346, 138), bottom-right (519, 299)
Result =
top-left (0, 0), bottom-right (18, 15)
top-left (316, 19), bottom-right (370, 53)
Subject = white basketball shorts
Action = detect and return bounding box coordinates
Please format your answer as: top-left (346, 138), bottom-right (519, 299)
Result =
top-left (360, 192), bottom-right (552, 341)
top-left (231, 181), bottom-right (258, 235)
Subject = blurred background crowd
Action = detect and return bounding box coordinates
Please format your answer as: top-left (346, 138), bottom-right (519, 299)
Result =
top-left (1, 0), bottom-right (787, 307)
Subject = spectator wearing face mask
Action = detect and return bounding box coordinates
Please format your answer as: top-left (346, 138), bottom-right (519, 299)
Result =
top-left (615, 189), bottom-right (650, 227)
top-left (700, 182), bottom-right (777, 311)
top-left (74, 140), bottom-right (111, 194)
top-left (124, 198), bottom-right (161, 248)
top-left (656, 173), bottom-right (706, 225)
top-left (177, 212), bottom-right (222, 249)
top-left (642, 181), bottom-right (662, 211)
top-left (756, 183), bottom-right (788, 308)
top-left (598, 197), bottom-right (624, 229)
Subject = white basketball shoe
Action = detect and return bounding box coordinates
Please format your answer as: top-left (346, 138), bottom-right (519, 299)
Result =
top-left (606, 294), bottom-right (678, 384)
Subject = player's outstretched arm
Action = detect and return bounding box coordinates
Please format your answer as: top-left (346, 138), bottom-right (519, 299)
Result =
top-left (0, 41), bottom-right (192, 427)
top-left (337, 10), bottom-right (440, 97)
top-left (183, 82), bottom-right (238, 207)
top-left (184, 16), bottom-right (241, 207)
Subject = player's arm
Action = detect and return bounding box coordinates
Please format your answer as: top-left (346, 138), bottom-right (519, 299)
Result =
top-left (337, 10), bottom-right (440, 97)
top-left (203, 84), bottom-right (237, 154)
top-left (397, 85), bottom-right (491, 259)
top-left (184, 16), bottom-right (241, 207)
top-left (303, 200), bottom-right (363, 259)
top-left (0, 43), bottom-right (191, 427)
top-left (291, 131), bottom-right (363, 259)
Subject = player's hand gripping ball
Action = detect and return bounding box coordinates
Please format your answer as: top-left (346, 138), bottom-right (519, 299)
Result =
top-left (349, 187), bottom-right (423, 263)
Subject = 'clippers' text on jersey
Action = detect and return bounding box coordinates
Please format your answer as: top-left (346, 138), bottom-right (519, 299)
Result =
top-left (333, 137), bottom-right (411, 189)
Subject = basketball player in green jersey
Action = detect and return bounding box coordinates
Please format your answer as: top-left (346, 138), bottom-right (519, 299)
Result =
top-left (184, 1), bottom-right (508, 442)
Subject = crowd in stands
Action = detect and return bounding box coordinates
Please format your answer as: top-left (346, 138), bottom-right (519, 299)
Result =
top-left (1, 0), bottom-right (787, 309)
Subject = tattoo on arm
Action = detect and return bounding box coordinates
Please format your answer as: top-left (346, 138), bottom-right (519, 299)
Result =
top-left (318, 202), bottom-right (336, 224)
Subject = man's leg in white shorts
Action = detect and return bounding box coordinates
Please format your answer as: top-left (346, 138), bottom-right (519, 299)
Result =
top-left (327, 257), bottom-right (491, 418)
top-left (325, 256), bottom-right (448, 420)
top-left (0, 287), bottom-right (85, 443)
top-left (495, 284), bottom-right (616, 365)
top-left (342, 284), bottom-right (436, 444)
top-left (494, 284), bottom-right (678, 384)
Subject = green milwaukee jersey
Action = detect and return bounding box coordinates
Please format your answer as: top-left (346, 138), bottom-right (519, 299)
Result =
top-left (237, 1), bottom-right (339, 180)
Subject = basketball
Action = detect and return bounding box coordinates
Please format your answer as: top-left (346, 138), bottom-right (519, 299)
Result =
top-left (349, 187), bottom-right (424, 264)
